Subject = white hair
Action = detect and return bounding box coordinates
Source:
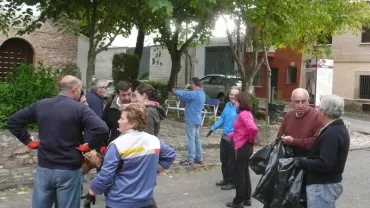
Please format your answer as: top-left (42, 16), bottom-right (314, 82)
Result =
top-left (92, 78), bottom-right (107, 89)
top-left (319, 94), bottom-right (344, 119)
top-left (291, 88), bottom-right (309, 99)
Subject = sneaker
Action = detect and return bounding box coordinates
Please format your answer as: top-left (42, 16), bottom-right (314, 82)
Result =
top-left (221, 183), bottom-right (235, 190)
top-left (244, 199), bottom-right (252, 206)
top-left (194, 160), bottom-right (204, 165)
top-left (179, 160), bottom-right (193, 166)
top-left (216, 180), bottom-right (227, 186)
top-left (226, 202), bottom-right (243, 208)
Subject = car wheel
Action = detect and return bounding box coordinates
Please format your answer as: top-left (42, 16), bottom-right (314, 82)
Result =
top-left (217, 92), bottom-right (225, 102)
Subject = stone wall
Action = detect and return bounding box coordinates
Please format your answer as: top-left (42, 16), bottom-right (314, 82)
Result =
top-left (0, 131), bottom-right (97, 190)
top-left (0, 22), bottom-right (78, 68)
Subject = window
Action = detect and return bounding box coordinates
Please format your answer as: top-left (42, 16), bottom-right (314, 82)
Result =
top-left (286, 67), bottom-right (298, 84)
top-left (253, 70), bottom-right (263, 87)
top-left (210, 76), bottom-right (225, 85)
top-left (200, 76), bottom-right (212, 84)
top-left (359, 75), bottom-right (370, 99)
top-left (361, 27), bottom-right (370, 43)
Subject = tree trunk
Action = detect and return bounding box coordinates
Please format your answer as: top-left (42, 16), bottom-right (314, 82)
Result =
top-left (134, 27), bottom-right (145, 61)
top-left (167, 52), bottom-right (181, 90)
top-left (263, 51), bottom-right (272, 125)
top-left (86, 50), bottom-right (96, 91)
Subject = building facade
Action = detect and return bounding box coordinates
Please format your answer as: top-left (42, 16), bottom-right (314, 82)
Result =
top-left (0, 22), bottom-right (89, 84)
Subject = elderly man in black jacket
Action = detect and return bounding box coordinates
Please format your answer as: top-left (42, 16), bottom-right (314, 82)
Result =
top-left (7, 75), bottom-right (108, 208)
top-left (296, 94), bottom-right (350, 208)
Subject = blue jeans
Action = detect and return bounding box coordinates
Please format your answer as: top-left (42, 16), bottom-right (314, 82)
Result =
top-left (185, 122), bottom-right (203, 163)
top-left (32, 166), bottom-right (82, 208)
top-left (306, 183), bottom-right (343, 208)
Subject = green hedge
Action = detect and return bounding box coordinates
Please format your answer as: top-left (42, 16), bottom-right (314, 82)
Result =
top-left (139, 80), bottom-right (169, 105)
top-left (112, 53), bottom-right (140, 85)
top-left (0, 63), bottom-right (59, 129)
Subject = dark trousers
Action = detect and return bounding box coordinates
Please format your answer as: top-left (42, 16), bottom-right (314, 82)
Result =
top-left (220, 135), bottom-right (235, 184)
top-left (107, 205), bottom-right (153, 208)
top-left (233, 142), bottom-right (253, 204)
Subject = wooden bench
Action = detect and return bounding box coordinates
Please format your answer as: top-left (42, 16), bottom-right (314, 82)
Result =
top-left (165, 98), bottom-right (220, 127)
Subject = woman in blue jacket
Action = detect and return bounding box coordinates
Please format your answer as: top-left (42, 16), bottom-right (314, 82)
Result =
top-left (207, 86), bottom-right (240, 190)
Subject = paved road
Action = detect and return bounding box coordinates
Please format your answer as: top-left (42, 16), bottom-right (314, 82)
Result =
top-left (0, 149), bottom-right (369, 208)
top-left (342, 115), bottom-right (370, 134)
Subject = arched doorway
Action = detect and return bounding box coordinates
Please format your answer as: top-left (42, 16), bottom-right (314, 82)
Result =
top-left (0, 38), bottom-right (34, 81)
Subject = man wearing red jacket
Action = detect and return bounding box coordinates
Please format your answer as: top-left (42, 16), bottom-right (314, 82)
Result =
top-left (278, 88), bottom-right (324, 157)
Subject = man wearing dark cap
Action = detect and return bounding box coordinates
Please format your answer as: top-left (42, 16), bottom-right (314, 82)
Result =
top-left (171, 77), bottom-right (206, 166)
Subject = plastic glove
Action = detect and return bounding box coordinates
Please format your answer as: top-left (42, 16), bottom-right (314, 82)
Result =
top-left (27, 141), bottom-right (40, 149)
top-left (206, 130), bottom-right (213, 137)
top-left (76, 144), bottom-right (91, 152)
top-left (99, 146), bottom-right (107, 155)
top-left (83, 193), bottom-right (96, 208)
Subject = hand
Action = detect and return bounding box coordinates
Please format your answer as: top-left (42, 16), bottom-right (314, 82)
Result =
top-left (170, 88), bottom-right (175, 94)
top-left (99, 146), bottom-right (107, 155)
top-left (281, 136), bottom-right (294, 145)
top-left (27, 141), bottom-right (40, 149)
top-left (206, 130), bottom-right (213, 137)
top-left (76, 144), bottom-right (91, 152)
top-left (157, 164), bottom-right (165, 173)
top-left (84, 190), bottom-right (96, 207)
top-left (294, 157), bottom-right (304, 168)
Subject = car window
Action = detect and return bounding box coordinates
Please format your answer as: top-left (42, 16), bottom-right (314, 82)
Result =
top-left (211, 76), bottom-right (225, 85)
top-left (200, 76), bottom-right (212, 84)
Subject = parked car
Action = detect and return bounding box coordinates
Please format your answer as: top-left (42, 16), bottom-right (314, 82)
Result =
top-left (186, 74), bottom-right (242, 102)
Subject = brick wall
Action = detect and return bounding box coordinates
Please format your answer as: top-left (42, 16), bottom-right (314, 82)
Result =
top-left (0, 22), bottom-right (78, 69)
top-left (252, 48), bottom-right (303, 100)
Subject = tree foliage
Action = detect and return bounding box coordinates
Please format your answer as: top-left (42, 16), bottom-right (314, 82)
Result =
top-left (6, 0), bottom-right (173, 90)
top-left (153, 0), bottom-right (219, 89)
top-left (221, 0), bottom-right (370, 92)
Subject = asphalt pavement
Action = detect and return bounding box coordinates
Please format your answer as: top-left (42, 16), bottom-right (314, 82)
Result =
top-left (342, 115), bottom-right (370, 134)
top-left (0, 149), bottom-right (369, 208)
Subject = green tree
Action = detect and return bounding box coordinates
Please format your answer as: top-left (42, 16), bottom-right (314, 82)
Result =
top-left (7, 0), bottom-right (172, 90)
top-left (220, 0), bottom-right (370, 123)
top-left (153, 0), bottom-right (219, 89)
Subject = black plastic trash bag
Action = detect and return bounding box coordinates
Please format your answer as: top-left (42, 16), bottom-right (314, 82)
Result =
top-left (249, 140), bottom-right (276, 175)
top-left (281, 169), bottom-right (306, 208)
top-left (252, 140), bottom-right (294, 206)
top-left (270, 158), bottom-right (304, 208)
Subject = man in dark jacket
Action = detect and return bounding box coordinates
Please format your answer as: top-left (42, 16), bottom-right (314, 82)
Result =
top-left (86, 78), bottom-right (108, 118)
top-left (296, 94), bottom-right (349, 208)
top-left (103, 81), bottom-right (132, 143)
top-left (7, 75), bottom-right (109, 208)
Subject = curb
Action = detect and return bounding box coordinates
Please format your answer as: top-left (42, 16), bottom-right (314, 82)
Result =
top-left (167, 143), bottom-right (220, 151)
top-left (344, 112), bottom-right (370, 119)
top-left (349, 146), bottom-right (370, 151)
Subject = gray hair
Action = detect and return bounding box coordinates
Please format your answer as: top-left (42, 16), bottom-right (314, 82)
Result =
top-left (92, 78), bottom-right (107, 90)
top-left (319, 94), bottom-right (344, 119)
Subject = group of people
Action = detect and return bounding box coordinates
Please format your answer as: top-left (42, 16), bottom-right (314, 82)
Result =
top-left (7, 75), bottom-right (176, 208)
top-left (208, 87), bottom-right (350, 208)
top-left (6, 74), bottom-right (350, 208)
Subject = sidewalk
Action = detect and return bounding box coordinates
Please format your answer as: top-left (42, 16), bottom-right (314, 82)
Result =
top-left (159, 119), bottom-right (370, 152)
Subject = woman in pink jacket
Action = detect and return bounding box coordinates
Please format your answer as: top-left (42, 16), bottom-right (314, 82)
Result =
top-left (226, 92), bottom-right (258, 208)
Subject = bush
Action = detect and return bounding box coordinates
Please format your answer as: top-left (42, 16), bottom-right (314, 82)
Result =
top-left (249, 93), bottom-right (260, 114)
top-left (0, 63), bottom-right (59, 129)
top-left (112, 53), bottom-right (139, 85)
top-left (140, 80), bottom-right (169, 105)
top-left (56, 63), bottom-right (82, 80)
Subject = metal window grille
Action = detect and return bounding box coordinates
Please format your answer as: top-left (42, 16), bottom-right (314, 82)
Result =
top-left (359, 75), bottom-right (370, 99)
